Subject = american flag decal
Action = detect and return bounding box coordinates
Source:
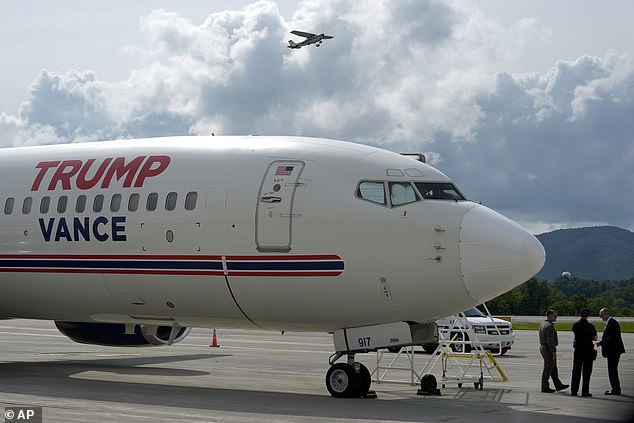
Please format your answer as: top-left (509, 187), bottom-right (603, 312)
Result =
top-left (275, 165), bottom-right (294, 176)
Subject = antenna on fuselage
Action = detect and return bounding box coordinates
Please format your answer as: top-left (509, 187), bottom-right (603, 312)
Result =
top-left (400, 152), bottom-right (426, 163)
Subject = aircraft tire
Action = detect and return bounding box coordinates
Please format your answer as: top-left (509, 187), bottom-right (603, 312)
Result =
top-left (420, 374), bottom-right (437, 393)
top-left (326, 363), bottom-right (360, 398)
top-left (422, 344), bottom-right (438, 353)
top-left (450, 332), bottom-right (471, 353)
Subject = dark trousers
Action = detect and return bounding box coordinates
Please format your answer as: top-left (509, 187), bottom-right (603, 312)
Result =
top-left (540, 345), bottom-right (564, 390)
top-left (571, 349), bottom-right (593, 395)
top-left (606, 354), bottom-right (621, 393)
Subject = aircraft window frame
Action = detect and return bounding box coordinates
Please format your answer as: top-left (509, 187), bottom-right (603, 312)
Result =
top-left (146, 192), bottom-right (158, 211)
top-left (22, 197), bottom-right (33, 215)
top-left (185, 191), bottom-right (197, 211)
top-left (404, 168), bottom-right (424, 177)
top-left (165, 192), bottom-right (177, 211)
top-left (128, 193), bottom-right (140, 212)
top-left (4, 197), bottom-right (14, 215)
top-left (93, 194), bottom-right (104, 212)
top-left (225, 191), bottom-right (237, 209)
top-left (40, 196), bottom-right (50, 214)
top-left (389, 182), bottom-right (419, 207)
top-left (386, 169), bottom-right (404, 177)
top-left (356, 181), bottom-right (387, 206)
top-left (76, 195), bottom-right (86, 213)
top-left (57, 196), bottom-right (68, 213)
top-left (414, 182), bottom-right (466, 201)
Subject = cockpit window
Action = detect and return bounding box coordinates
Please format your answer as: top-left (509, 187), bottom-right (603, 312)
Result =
top-left (357, 181), bottom-right (386, 205)
top-left (357, 180), bottom-right (466, 207)
top-left (414, 182), bottom-right (465, 200)
top-left (389, 182), bottom-right (418, 206)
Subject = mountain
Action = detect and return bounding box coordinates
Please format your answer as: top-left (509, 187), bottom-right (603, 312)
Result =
top-left (535, 226), bottom-right (634, 281)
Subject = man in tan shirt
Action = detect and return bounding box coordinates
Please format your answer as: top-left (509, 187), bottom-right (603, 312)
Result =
top-left (539, 309), bottom-right (569, 392)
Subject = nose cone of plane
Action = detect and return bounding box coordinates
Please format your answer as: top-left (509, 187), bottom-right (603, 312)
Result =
top-left (460, 206), bottom-right (545, 303)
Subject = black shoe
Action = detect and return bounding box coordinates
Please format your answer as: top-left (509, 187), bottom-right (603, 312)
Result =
top-left (571, 392), bottom-right (577, 396)
top-left (542, 388), bottom-right (555, 393)
top-left (581, 393), bottom-right (592, 397)
top-left (556, 384), bottom-right (569, 391)
top-left (605, 390), bottom-right (621, 396)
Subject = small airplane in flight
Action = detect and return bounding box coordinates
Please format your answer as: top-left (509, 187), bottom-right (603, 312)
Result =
top-left (0, 135), bottom-right (544, 398)
top-left (287, 30), bottom-right (333, 49)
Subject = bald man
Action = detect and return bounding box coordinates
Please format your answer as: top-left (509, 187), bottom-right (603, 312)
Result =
top-left (598, 308), bottom-right (625, 395)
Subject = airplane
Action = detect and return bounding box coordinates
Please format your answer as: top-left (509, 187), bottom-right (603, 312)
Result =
top-left (287, 30), bottom-right (333, 49)
top-left (0, 135), bottom-right (545, 398)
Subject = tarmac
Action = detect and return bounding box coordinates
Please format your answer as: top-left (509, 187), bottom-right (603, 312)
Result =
top-left (1, 318), bottom-right (632, 423)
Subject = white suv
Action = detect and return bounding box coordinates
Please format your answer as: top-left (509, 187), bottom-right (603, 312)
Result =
top-left (431, 307), bottom-right (515, 354)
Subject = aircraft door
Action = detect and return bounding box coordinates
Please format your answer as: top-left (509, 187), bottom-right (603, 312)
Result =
top-left (256, 160), bottom-right (305, 252)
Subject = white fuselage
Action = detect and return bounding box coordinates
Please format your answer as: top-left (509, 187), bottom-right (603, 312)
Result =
top-left (0, 136), bottom-right (544, 332)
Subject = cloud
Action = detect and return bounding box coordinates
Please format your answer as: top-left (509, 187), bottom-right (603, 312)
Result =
top-left (430, 52), bottom-right (634, 232)
top-left (1, 0), bottom-right (633, 231)
top-left (0, 0), bottom-right (509, 144)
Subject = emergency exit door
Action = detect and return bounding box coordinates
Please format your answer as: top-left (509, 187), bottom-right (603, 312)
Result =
top-left (256, 160), bottom-right (305, 252)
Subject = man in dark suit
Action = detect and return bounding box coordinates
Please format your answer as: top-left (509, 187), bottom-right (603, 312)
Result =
top-left (570, 308), bottom-right (597, 397)
top-left (598, 308), bottom-right (625, 395)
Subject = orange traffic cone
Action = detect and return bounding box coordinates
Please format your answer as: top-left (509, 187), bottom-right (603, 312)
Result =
top-left (210, 329), bottom-right (219, 347)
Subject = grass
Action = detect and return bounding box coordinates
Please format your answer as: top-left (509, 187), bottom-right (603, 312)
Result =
top-left (512, 321), bottom-right (634, 333)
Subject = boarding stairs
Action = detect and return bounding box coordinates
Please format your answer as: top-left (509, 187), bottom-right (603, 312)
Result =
top-left (372, 307), bottom-right (507, 389)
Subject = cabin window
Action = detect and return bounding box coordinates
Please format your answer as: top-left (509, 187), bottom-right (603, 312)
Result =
top-left (357, 181), bottom-right (386, 205)
top-left (4, 197), bottom-right (14, 215)
top-left (57, 196), bottom-right (68, 213)
top-left (185, 191), bottom-right (197, 210)
top-left (93, 194), bottom-right (104, 212)
top-left (226, 191), bottom-right (237, 209)
top-left (165, 192), bottom-right (177, 211)
top-left (76, 195), bottom-right (86, 213)
top-left (414, 182), bottom-right (465, 200)
top-left (205, 191), bottom-right (218, 209)
top-left (128, 193), bottom-right (140, 212)
top-left (40, 196), bottom-right (51, 214)
top-left (389, 182), bottom-right (418, 206)
top-left (22, 197), bottom-right (33, 214)
top-left (110, 194), bottom-right (122, 212)
top-left (146, 193), bottom-right (158, 211)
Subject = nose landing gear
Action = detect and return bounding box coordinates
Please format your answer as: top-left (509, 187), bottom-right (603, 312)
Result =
top-left (326, 353), bottom-right (373, 398)
top-left (326, 321), bottom-right (438, 397)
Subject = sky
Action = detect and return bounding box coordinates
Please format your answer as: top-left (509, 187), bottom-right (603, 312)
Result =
top-left (1, 0), bottom-right (633, 234)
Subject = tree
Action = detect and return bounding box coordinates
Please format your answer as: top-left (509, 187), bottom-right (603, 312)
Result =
top-left (485, 277), bottom-right (633, 316)
top-left (517, 279), bottom-right (551, 315)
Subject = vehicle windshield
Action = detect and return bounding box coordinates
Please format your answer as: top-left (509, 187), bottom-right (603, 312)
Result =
top-left (463, 307), bottom-right (486, 317)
